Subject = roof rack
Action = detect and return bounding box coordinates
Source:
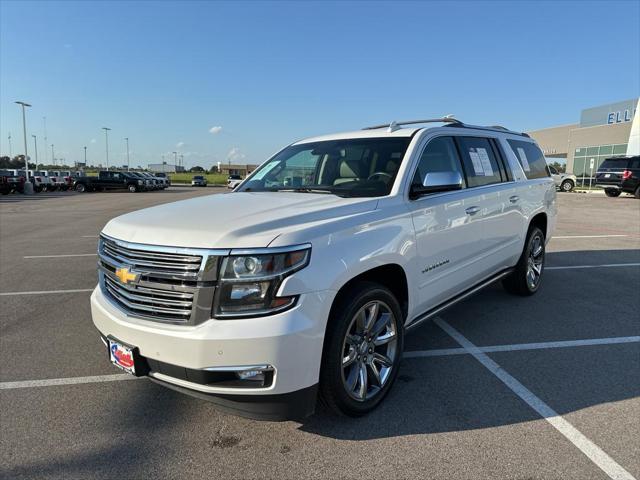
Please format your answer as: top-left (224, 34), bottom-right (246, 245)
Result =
top-left (362, 116), bottom-right (462, 131)
top-left (362, 117), bottom-right (529, 137)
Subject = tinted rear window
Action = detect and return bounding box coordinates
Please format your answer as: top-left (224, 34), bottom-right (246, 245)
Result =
top-left (599, 158), bottom-right (629, 170)
top-left (507, 140), bottom-right (549, 179)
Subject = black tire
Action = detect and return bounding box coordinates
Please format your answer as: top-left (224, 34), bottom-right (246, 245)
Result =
top-left (128, 184), bottom-right (138, 193)
top-left (605, 189), bottom-right (621, 197)
top-left (635, 186), bottom-right (640, 199)
top-left (560, 180), bottom-right (574, 192)
top-left (502, 226), bottom-right (545, 296)
top-left (319, 281), bottom-right (404, 417)
top-left (75, 183), bottom-right (86, 193)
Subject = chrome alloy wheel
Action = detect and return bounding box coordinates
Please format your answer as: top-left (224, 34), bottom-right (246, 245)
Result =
top-left (341, 300), bottom-right (398, 401)
top-left (526, 233), bottom-right (544, 290)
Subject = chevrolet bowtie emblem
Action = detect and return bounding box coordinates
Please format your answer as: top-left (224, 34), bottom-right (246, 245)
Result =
top-left (115, 266), bottom-right (139, 285)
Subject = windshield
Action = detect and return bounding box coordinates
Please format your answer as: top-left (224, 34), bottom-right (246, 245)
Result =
top-left (237, 137), bottom-right (411, 197)
top-left (194, 176), bottom-right (204, 180)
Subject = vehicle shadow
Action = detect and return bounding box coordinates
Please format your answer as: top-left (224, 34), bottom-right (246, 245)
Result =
top-left (300, 248), bottom-right (640, 440)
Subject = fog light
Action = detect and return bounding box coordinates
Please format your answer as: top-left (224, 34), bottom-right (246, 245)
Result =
top-left (236, 370), bottom-right (265, 381)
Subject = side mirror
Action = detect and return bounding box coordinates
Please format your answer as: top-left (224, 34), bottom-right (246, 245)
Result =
top-left (411, 171), bottom-right (463, 198)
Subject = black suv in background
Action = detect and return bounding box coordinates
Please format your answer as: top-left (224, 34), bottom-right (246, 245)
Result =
top-left (595, 156), bottom-right (640, 198)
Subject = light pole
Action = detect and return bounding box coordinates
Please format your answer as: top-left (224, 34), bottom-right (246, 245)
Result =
top-left (124, 137), bottom-right (130, 171)
top-left (32, 135), bottom-right (38, 169)
top-left (102, 127), bottom-right (111, 170)
top-left (43, 117), bottom-right (48, 164)
top-left (51, 144), bottom-right (55, 166)
top-left (15, 101), bottom-right (34, 194)
top-left (7, 133), bottom-right (11, 158)
top-left (84, 146), bottom-right (87, 166)
top-left (172, 151), bottom-right (177, 169)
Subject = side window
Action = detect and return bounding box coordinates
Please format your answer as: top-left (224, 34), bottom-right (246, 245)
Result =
top-left (412, 136), bottom-right (465, 188)
top-left (548, 166), bottom-right (558, 175)
top-left (507, 139), bottom-right (550, 180)
top-left (456, 137), bottom-right (504, 188)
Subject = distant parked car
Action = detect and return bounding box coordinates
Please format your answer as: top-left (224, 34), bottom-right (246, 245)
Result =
top-left (0, 169), bottom-right (25, 194)
top-left (155, 172), bottom-right (171, 186)
top-left (547, 165), bottom-right (576, 192)
top-left (595, 156), bottom-right (640, 198)
top-left (73, 171), bottom-right (143, 192)
top-left (191, 175), bottom-right (207, 187)
top-left (227, 174), bottom-right (242, 189)
top-left (128, 172), bottom-right (152, 191)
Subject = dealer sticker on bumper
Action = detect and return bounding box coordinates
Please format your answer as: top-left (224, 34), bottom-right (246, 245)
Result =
top-left (109, 339), bottom-right (136, 375)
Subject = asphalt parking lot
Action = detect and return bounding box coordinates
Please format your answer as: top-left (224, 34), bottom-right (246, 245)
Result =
top-left (1, 189), bottom-right (639, 480)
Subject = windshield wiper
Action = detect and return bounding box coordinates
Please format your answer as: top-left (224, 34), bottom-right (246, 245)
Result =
top-left (273, 187), bottom-right (335, 194)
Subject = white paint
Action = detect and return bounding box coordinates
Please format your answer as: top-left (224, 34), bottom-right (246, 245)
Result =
top-left (434, 317), bottom-right (636, 480)
top-left (552, 235), bottom-right (628, 239)
top-left (404, 336), bottom-right (640, 358)
top-left (0, 288), bottom-right (94, 296)
top-left (23, 253), bottom-right (97, 259)
top-left (546, 263), bottom-right (640, 270)
top-left (0, 373), bottom-right (138, 390)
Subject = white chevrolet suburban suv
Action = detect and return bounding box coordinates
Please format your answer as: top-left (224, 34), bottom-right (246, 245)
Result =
top-left (92, 118), bottom-right (557, 420)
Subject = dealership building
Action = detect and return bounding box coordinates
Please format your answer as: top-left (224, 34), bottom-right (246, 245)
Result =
top-left (527, 98), bottom-right (639, 180)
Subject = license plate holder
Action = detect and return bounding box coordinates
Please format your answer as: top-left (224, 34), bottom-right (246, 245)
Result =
top-left (107, 336), bottom-right (147, 376)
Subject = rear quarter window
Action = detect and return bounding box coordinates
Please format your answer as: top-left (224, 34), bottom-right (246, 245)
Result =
top-left (507, 140), bottom-right (549, 180)
top-left (599, 158), bottom-right (629, 170)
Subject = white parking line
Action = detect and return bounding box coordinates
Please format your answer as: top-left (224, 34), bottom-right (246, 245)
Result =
top-left (23, 253), bottom-right (97, 259)
top-left (0, 374), bottom-right (138, 390)
top-left (553, 235), bottom-right (628, 239)
top-left (404, 336), bottom-right (640, 358)
top-left (0, 288), bottom-right (94, 296)
top-left (434, 317), bottom-right (636, 480)
top-left (546, 263), bottom-right (640, 270)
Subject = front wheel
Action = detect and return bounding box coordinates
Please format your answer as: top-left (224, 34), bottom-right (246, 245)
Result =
top-left (502, 226), bottom-right (545, 296)
top-left (605, 189), bottom-right (621, 197)
top-left (75, 183), bottom-right (86, 193)
top-left (319, 282), bottom-right (404, 416)
top-left (128, 184), bottom-right (138, 193)
top-left (560, 180), bottom-right (574, 192)
top-left (635, 186), bottom-right (640, 199)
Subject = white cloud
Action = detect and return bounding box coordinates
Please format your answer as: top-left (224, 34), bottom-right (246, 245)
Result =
top-left (176, 141), bottom-right (185, 149)
top-left (226, 147), bottom-right (245, 163)
top-left (90, 138), bottom-right (96, 144)
top-left (209, 126), bottom-right (223, 135)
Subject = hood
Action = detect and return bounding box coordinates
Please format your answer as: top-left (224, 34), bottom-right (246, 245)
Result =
top-left (102, 192), bottom-right (378, 248)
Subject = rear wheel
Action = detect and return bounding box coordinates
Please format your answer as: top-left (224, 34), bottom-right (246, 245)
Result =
top-left (635, 186), bottom-right (640, 199)
top-left (560, 180), bottom-right (574, 192)
top-left (605, 189), bottom-right (621, 197)
top-left (502, 226), bottom-right (545, 296)
top-left (128, 184), bottom-right (138, 193)
top-left (75, 183), bottom-right (86, 193)
top-left (320, 281), bottom-right (403, 416)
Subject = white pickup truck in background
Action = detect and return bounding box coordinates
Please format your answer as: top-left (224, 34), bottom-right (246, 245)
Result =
top-left (91, 118), bottom-right (557, 420)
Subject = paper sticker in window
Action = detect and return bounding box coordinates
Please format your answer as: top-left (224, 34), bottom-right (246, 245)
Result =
top-left (469, 149), bottom-right (485, 176)
top-left (517, 147), bottom-right (531, 172)
top-left (476, 148), bottom-right (494, 176)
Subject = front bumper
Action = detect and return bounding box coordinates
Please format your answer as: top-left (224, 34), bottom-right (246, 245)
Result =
top-left (91, 286), bottom-right (333, 419)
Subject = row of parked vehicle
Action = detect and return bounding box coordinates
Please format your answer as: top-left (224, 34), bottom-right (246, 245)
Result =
top-left (72, 170), bottom-right (171, 193)
top-left (0, 169), bottom-right (83, 194)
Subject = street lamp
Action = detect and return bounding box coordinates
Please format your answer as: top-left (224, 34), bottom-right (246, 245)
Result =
top-left (172, 151), bottom-right (178, 170)
top-left (124, 137), bottom-right (130, 171)
top-left (43, 116), bottom-right (48, 164)
top-left (84, 146), bottom-right (87, 166)
top-left (102, 127), bottom-right (111, 170)
top-left (51, 144), bottom-right (55, 166)
top-left (32, 135), bottom-right (38, 169)
top-left (7, 132), bottom-right (12, 158)
top-left (15, 101), bottom-right (34, 194)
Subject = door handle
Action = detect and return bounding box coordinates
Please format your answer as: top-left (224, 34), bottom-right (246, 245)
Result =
top-left (465, 206), bottom-right (480, 215)
top-left (509, 195), bottom-right (519, 203)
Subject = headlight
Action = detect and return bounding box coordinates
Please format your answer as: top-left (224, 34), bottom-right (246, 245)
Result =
top-left (213, 245), bottom-right (311, 318)
top-left (137, 180), bottom-right (142, 185)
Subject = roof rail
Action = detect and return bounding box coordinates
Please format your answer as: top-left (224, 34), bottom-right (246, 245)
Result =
top-left (362, 117), bottom-right (462, 131)
top-left (449, 123), bottom-right (530, 138)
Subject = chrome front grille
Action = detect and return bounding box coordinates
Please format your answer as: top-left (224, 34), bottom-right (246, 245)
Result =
top-left (98, 234), bottom-right (230, 325)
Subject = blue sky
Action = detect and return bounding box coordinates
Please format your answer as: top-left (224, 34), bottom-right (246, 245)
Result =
top-left (1, 0), bottom-right (639, 169)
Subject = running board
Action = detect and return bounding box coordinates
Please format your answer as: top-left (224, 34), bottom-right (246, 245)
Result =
top-left (405, 269), bottom-right (514, 332)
